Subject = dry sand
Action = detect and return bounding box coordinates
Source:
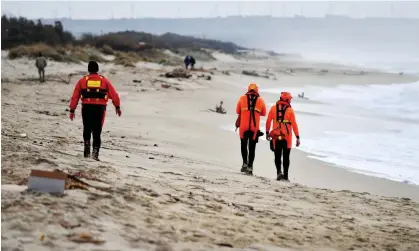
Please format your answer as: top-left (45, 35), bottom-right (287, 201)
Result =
top-left (2, 51), bottom-right (419, 251)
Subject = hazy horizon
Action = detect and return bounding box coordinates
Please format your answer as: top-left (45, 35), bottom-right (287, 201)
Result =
top-left (3, 1), bottom-right (419, 73)
top-left (2, 1), bottom-right (419, 20)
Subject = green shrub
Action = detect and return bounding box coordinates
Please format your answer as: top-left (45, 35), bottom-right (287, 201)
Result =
top-left (8, 44), bottom-right (64, 61)
top-left (101, 44), bottom-right (114, 55)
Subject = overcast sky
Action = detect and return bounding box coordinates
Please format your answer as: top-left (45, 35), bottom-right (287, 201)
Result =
top-left (1, 1), bottom-right (419, 19)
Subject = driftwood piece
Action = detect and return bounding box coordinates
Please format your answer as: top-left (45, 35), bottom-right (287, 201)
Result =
top-left (209, 101), bottom-right (226, 114)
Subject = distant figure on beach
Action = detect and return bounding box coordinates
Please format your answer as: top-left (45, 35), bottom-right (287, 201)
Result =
top-left (235, 83), bottom-right (267, 175)
top-left (35, 52), bottom-right (47, 83)
top-left (266, 92), bottom-right (300, 182)
top-left (298, 92), bottom-right (305, 98)
top-left (184, 55), bottom-right (196, 69)
top-left (68, 61), bottom-right (122, 161)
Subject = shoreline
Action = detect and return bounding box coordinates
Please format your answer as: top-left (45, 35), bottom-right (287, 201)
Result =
top-left (244, 70), bottom-right (419, 190)
top-left (220, 123), bottom-right (419, 203)
top-left (2, 51), bottom-right (419, 250)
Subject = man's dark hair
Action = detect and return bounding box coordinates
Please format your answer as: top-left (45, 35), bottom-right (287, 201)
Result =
top-left (88, 61), bottom-right (99, 73)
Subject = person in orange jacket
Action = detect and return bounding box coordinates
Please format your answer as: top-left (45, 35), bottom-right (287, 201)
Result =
top-left (266, 92), bottom-right (300, 181)
top-left (235, 83), bottom-right (267, 175)
top-left (69, 61), bottom-right (121, 161)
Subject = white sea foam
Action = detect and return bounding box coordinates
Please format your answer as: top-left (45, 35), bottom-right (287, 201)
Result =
top-left (260, 81), bottom-right (419, 185)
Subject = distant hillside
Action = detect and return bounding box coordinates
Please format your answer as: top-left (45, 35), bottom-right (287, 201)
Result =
top-left (1, 15), bottom-right (247, 55)
top-left (80, 31), bottom-right (244, 54)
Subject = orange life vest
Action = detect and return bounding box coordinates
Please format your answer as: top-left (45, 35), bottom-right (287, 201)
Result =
top-left (80, 75), bottom-right (109, 106)
top-left (269, 100), bottom-right (292, 140)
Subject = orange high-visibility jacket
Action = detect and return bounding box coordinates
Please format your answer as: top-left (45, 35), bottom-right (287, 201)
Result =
top-left (266, 102), bottom-right (300, 149)
top-left (236, 92), bottom-right (267, 140)
top-left (69, 73), bottom-right (120, 111)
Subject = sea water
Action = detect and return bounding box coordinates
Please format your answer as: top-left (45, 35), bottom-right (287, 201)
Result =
top-left (259, 81), bottom-right (419, 185)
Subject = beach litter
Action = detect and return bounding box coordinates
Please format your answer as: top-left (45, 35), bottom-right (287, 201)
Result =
top-left (163, 68), bottom-right (191, 79)
top-left (209, 101), bottom-right (226, 114)
top-left (67, 233), bottom-right (105, 245)
top-left (242, 70), bottom-right (269, 79)
top-left (197, 74), bottom-right (212, 80)
top-left (20, 169), bottom-right (109, 194)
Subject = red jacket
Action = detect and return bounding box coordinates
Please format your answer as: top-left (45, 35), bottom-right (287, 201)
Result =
top-left (69, 73), bottom-right (120, 111)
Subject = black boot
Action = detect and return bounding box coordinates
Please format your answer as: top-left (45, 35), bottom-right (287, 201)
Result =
top-left (246, 166), bottom-right (253, 175)
top-left (92, 147), bottom-right (100, 161)
top-left (84, 141), bottom-right (91, 158)
top-left (241, 163), bottom-right (248, 173)
top-left (276, 173), bottom-right (283, 181)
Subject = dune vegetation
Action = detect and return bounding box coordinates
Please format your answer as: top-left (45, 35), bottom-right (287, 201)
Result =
top-left (1, 15), bottom-right (246, 66)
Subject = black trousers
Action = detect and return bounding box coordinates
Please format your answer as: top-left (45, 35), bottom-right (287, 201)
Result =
top-left (241, 131), bottom-right (257, 167)
top-left (82, 104), bottom-right (106, 149)
top-left (274, 140), bottom-right (291, 179)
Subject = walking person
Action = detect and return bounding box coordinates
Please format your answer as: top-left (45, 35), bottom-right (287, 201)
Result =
top-left (35, 52), bottom-right (47, 83)
top-left (184, 55), bottom-right (191, 69)
top-left (266, 92), bottom-right (300, 181)
top-left (68, 61), bottom-right (121, 161)
top-left (235, 83), bottom-right (267, 175)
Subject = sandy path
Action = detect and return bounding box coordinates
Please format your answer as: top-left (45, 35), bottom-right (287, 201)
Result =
top-left (2, 54), bottom-right (419, 251)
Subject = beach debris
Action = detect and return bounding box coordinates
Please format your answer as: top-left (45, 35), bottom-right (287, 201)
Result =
top-left (216, 242), bottom-right (234, 248)
top-left (221, 70), bottom-right (230, 76)
top-left (20, 133), bottom-right (27, 138)
top-left (133, 79), bottom-right (142, 83)
top-left (23, 169), bottom-right (109, 193)
top-left (163, 68), bottom-right (191, 78)
top-left (67, 170), bottom-right (108, 185)
top-left (161, 83), bottom-right (171, 89)
top-left (198, 74), bottom-right (212, 80)
top-left (298, 92), bottom-right (308, 99)
top-left (67, 233), bottom-right (105, 245)
top-left (59, 220), bottom-right (81, 229)
top-left (284, 69), bottom-right (295, 75)
top-left (35, 110), bottom-right (60, 116)
top-left (242, 70), bottom-right (270, 79)
top-left (215, 101), bottom-right (226, 114)
top-left (209, 101), bottom-right (226, 114)
top-left (190, 67), bottom-right (209, 73)
top-left (27, 169), bottom-right (67, 194)
top-left (16, 71), bottom-right (86, 85)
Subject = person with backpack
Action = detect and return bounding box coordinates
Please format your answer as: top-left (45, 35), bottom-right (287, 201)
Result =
top-left (235, 83), bottom-right (267, 175)
top-left (266, 92), bottom-right (300, 181)
top-left (68, 61), bottom-right (122, 161)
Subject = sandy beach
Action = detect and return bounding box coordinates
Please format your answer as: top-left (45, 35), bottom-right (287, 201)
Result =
top-left (2, 50), bottom-right (419, 251)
